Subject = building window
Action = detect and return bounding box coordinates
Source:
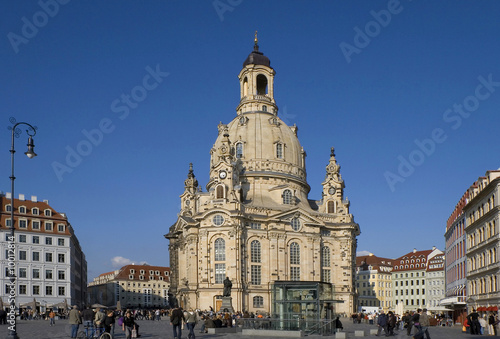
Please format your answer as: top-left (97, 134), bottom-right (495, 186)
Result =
top-left (45, 223), bottom-right (53, 231)
top-left (32, 221), bottom-right (40, 230)
top-left (58, 253), bottom-right (65, 263)
top-left (46, 270), bottom-right (53, 279)
top-left (321, 246), bottom-right (331, 282)
top-left (215, 263), bottom-right (225, 284)
top-left (251, 240), bottom-right (261, 263)
top-left (253, 296), bottom-right (264, 308)
top-left (19, 268), bottom-right (27, 278)
top-left (32, 252), bottom-right (39, 261)
top-left (6, 219), bottom-right (12, 227)
top-left (327, 201), bottom-right (335, 213)
top-left (46, 253), bottom-right (53, 262)
top-left (282, 189), bottom-right (292, 204)
top-left (58, 224), bottom-right (65, 232)
top-left (19, 220), bottom-right (27, 228)
top-left (5, 204), bottom-right (12, 212)
top-left (32, 208), bottom-right (39, 215)
top-left (236, 143), bottom-right (243, 159)
top-left (19, 251), bottom-right (27, 260)
top-left (19, 206), bottom-right (26, 213)
top-left (32, 236), bottom-right (39, 244)
top-left (58, 238), bottom-right (64, 246)
top-left (213, 214), bottom-right (224, 226)
top-left (46, 286), bottom-right (52, 295)
top-left (276, 143), bottom-right (283, 159)
top-left (214, 238), bottom-right (225, 261)
top-left (216, 185), bottom-right (225, 199)
top-left (46, 237), bottom-right (52, 245)
top-left (290, 266), bottom-right (300, 281)
top-left (33, 285), bottom-right (40, 295)
top-left (251, 265), bottom-right (261, 285)
top-left (250, 222), bottom-right (261, 229)
top-left (19, 235), bottom-right (26, 243)
top-left (290, 242), bottom-right (300, 280)
top-left (33, 269), bottom-right (40, 279)
top-left (19, 285), bottom-right (27, 295)
top-left (58, 270), bottom-right (65, 280)
top-left (290, 217), bottom-right (301, 231)
top-left (58, 286), bottom-right (65, 296)
top-left (44, 209), bottom-right (51, 216)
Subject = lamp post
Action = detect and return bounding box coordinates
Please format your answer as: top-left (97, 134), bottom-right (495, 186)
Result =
top-left (7, 119), bottom-right (37, 339)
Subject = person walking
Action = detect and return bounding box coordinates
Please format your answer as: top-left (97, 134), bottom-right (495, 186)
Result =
top-left (68, 305), bottom-right (82, 339)
top-left (186, 308), bottom-right (198, 339)
top-left (488, 313), bottom-right (496, 335)
top-left (103, 310), bottom-right (115, 337)
top-left (411, 309), bottom-right (421, 337)
top-left (376, 310), bottom-right (388, 336)
top-left (414, 308), bottom-right (430, 339)
top-left (122, 311), bottom-right (137, 339)
top-left (48, 309), bottom-right (56, 326)
top-left (170, 306), bottom-right (185, 339)
top-left (82, 306), bottom-right (95, 337)
top-left (387, 311), bottom-right (397, 336)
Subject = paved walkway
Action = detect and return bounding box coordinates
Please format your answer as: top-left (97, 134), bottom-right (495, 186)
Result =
top-left (3, 317), bottom-right (499, 339)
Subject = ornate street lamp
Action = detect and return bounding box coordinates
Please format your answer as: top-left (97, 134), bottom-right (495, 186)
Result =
top-left (7, 118), bottom-right (37, 339)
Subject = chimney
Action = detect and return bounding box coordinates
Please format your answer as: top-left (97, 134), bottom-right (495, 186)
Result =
top-left (31, 195), bottom-right (37, 202)
top-left (413, 248), bottom-right (417, 253)
top-left (432, 246), bottom-right (436, 251)
top-left (43, 199), bottom-right (49, 204)
top-left (6, 192), bottom-right (11, 199)
top-left (19, 194), bottom-right (25, 200)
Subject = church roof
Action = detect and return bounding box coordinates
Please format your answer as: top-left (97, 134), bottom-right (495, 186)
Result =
top-left (242, 33), bottom-right (270, 67)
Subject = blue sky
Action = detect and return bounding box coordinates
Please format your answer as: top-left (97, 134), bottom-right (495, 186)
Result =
top-left (2, 1), bottom-right (500, 279)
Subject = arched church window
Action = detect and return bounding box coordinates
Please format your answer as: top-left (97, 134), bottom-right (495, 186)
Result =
top-left (327, 201), bottom-right (335, 213)
top-left (216, 185), bottom-right (224, 199)
top-left (236, 143), bottom-right (243, 159)
top-left (290, 242), bottom-right (300, 281)
top-left (262, 105), bottom-right (267, 112)
top-left (214, 238), bottom-right (225, 261)
top-left (251, 240), bottom-right (261, 263)
top-left (256, 74), bottom-right (268, 95)
top-left (276, 143), bottom-right (283, 159)
top-left (290, 242), bottom-right (300, 265)
top-left (282, 189), bottom-right (292, 204)
top-left (321, 246), bottom-right (331, 267)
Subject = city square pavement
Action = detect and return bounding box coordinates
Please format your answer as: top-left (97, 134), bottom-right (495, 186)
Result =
top-left (2, 317), bottom-right (499, 339)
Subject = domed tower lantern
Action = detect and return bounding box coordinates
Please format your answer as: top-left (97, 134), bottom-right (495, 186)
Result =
top-left (236, 31), bottom-right (278, 116)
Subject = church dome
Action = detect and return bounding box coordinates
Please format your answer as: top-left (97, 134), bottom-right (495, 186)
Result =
top-left (242, 44), bottom-right (270, 67)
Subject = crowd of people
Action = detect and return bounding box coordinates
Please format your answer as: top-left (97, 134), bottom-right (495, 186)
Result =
top-left (351, 308), bottom-right (499, 338)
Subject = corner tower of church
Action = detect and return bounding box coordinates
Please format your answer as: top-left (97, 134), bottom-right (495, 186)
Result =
top-left (166, 36), bottom-right (360, 315)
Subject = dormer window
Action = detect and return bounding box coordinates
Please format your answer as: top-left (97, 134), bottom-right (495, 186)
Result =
top-left (130, 269), bottom-right (135, 274)
top-left (44, 209), bottom-right (51, 217)
top-left (235, 143), bottom-right (243, 159)
top-left (19, 206), bottom-right (26, 214)
top-left (282, 189), bottom-right (292, 204)
top-left (32, 208), bottom-right (39, 215)
top-left (276, 143), bottom-right (283, 159)
top-left (5, 204), bottom-right (12, 212)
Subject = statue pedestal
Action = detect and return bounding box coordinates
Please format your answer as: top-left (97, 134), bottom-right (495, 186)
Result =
top-left (220, 296), bottom-right (234, 313)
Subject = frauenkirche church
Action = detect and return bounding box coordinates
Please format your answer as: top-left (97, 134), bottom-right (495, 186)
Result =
top-left (166, 36), bottom-right (360, 316)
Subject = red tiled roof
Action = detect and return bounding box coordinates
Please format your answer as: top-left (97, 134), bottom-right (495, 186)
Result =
top-left (115, 264), bottom-right (170, 282)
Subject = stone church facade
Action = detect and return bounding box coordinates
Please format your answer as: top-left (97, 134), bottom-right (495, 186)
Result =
top-left (165, 38), bottom-right (360, 315)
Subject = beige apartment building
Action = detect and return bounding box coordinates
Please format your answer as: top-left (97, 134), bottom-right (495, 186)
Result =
top-left (355, 254), bottom-right (394, 312)
top-left (88, 264), bottom-right (170, 308)
top-left (166, 38), bottom-right (360, 315)
top-left (463, 170), bottom-right (500, 313)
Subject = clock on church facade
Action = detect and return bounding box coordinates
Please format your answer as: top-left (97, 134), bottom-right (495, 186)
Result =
top-left (165, 36), bottom-right (360, 315)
